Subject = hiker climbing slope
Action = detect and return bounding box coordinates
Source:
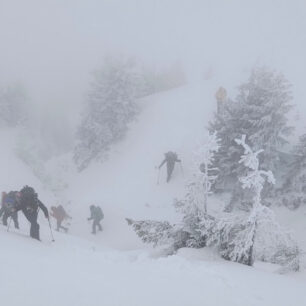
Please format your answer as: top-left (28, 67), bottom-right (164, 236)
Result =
top-left (1, 191), bottom-right (20, 229)
top-left (158, 151), bottom-right (181, 183)
top-left (16, 186), bottom-right (49, 240)
top-left (88, 205), bottom-right (104, 234)
top-left (50, 205), bottom-right (71, 232)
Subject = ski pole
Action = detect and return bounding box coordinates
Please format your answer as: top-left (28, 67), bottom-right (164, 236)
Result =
top-left (48, 217), bottom-right (55, 242)
top-left (7, 217), bottom-right (12, 232)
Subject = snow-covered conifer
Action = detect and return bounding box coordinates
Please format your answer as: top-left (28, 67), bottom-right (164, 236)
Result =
top-left (74, 57), bottom-right (143, 170)
top-left (193, 132), bottom-right (220, 213)
top-left (280, 133), bottom-right (306, 209)
top-left (210, 68), bottom-right (294, 202)
top-left (219, 135), bottom-right (299, 268)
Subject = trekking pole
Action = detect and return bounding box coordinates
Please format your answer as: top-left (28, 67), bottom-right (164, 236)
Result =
top-left (7, 217), bottom-right (12, 232)
top-left (48, 217), bottom-right (55, 242)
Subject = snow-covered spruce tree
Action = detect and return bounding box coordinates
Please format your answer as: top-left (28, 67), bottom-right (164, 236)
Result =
top-left (192, 131), bottom-right (220, 213)
top-left (0, 84), bottom-right (27, 128)
top-left (209, 68), bottom-right (294, 209)
top-left (128, 135), bottom-right (299, 270)
top-left (127, 132), bottom-right (220, 254)
top-left (222, 135), bottom-right (276, 265)
top-left (280, 133), bottom-right (306, 209)
top-left (215, 135), bottom-right (299, 269)
top-left (74, 58), bottom-right (144, 170)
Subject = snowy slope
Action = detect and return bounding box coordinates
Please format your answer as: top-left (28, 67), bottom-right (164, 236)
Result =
top-left (1, 82), bottom-right (306, 306)
top-left (65, 82), bottom-right (217, 248)
top-left (1, 225), bottom-right (306, 306)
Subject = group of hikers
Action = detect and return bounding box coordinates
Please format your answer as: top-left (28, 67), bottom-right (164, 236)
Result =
top-left (0, 186), bottom-right (104, 241)
top-left (0, 152), bottom-right (182, 241)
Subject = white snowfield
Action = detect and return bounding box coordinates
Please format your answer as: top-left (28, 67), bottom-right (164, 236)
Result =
top-left (1, 83), bottom-right (306, 306)
top-left (1, 225), bottom-right (306, 306)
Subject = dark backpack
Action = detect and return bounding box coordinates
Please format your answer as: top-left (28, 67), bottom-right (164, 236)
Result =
top-left (165, 151), bottom-right (177, 161)
top-left (57, 205), bottom-right (66, 219)
top-left (96, 206), bottom-right (104, 220)
top-left (20, 186), bottom-right (38, 211)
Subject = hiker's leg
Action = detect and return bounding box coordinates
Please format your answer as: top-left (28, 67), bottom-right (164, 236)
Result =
top-left (167, 163), bottom-right (175, 182)
top-left (0, 207), bottom-right (4, 218)
top-left (98, 220), bottom-right (102, 231)
top-left (30, 221), bottom-right (40, 240)
top-left (58, 220), bottom-right (68, 231)
top-left (24, 210), bottom-right (40, 240)
top-left (92, 220), bottom-right (97, 234)
top-left (12, 212), bottom-right (19, 229)
top-left (2, 211), bottom-right (9, 226)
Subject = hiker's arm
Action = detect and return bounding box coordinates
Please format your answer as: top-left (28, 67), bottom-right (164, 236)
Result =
top-left (38, 200), bottom-right (49, 218)
top-left (14, 204), bottom-right (22, 212)
top-left (159, 159), bottom-right (166, 169)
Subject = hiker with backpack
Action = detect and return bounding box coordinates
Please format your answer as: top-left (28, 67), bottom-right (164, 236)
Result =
top-left (50, 205), bottom-right (71, 232)
top-left (15, 186), bottom-right (49, 240)
top-left (1, 191), bottom-right (20, 229)
top-left (87, 205), bottom-right (104, 234)
top-left (158, 151), bottom-right (181, 183)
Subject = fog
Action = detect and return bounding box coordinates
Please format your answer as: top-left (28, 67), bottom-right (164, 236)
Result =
top-left (0, 0), bottom-right (306, 147)
top-left (2, 2), bottom-right (306, 303)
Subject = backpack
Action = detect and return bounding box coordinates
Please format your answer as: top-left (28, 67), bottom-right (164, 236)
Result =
top-left (165, 151), bottom-right (177, 161)
top-left (3, 191), bottom-right (18, 211)
top-left (96, 206), bottom-right (104, 220)
top-left (20, 186), bottom-right (38, 211)
top-left (57, 205), bottom-right (67, 219)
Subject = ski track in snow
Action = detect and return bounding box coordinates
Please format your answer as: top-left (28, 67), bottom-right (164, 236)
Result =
top-left (1, 82), bottom-right (306, 306)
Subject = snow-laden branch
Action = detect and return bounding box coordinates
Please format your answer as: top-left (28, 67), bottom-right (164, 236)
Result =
top-left (192, 131), bottom-right (220, 213)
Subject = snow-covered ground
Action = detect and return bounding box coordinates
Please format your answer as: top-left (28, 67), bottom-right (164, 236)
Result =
top-left (1, 81), bottom-right (306, 306)
top-left (1, 224), bottom-right (306, 306)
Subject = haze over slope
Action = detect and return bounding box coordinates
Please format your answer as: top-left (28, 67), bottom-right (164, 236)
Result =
top-left (1, 83), bottom-right (306, 306)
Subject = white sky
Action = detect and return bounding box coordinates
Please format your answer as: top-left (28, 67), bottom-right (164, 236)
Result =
top-left (0, 0), bottom-right (305, 124)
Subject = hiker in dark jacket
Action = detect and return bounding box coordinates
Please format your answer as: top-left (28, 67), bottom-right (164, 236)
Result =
top-left (1, 191), bottom-right (20, 229)
top-left (159, 151), bottom-right (181, 182)
top-left (15, 186), bottom-right (49, 240)
top-left (88, 205), bottom-right (104, 234)
top-left (50, 205), bottom-right (71, 232)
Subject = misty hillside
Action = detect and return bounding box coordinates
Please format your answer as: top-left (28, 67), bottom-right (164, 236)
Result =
top-left (1, 83), bottom-right (306, 306)
top-left (1, 1), bottom-right (306, 306)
